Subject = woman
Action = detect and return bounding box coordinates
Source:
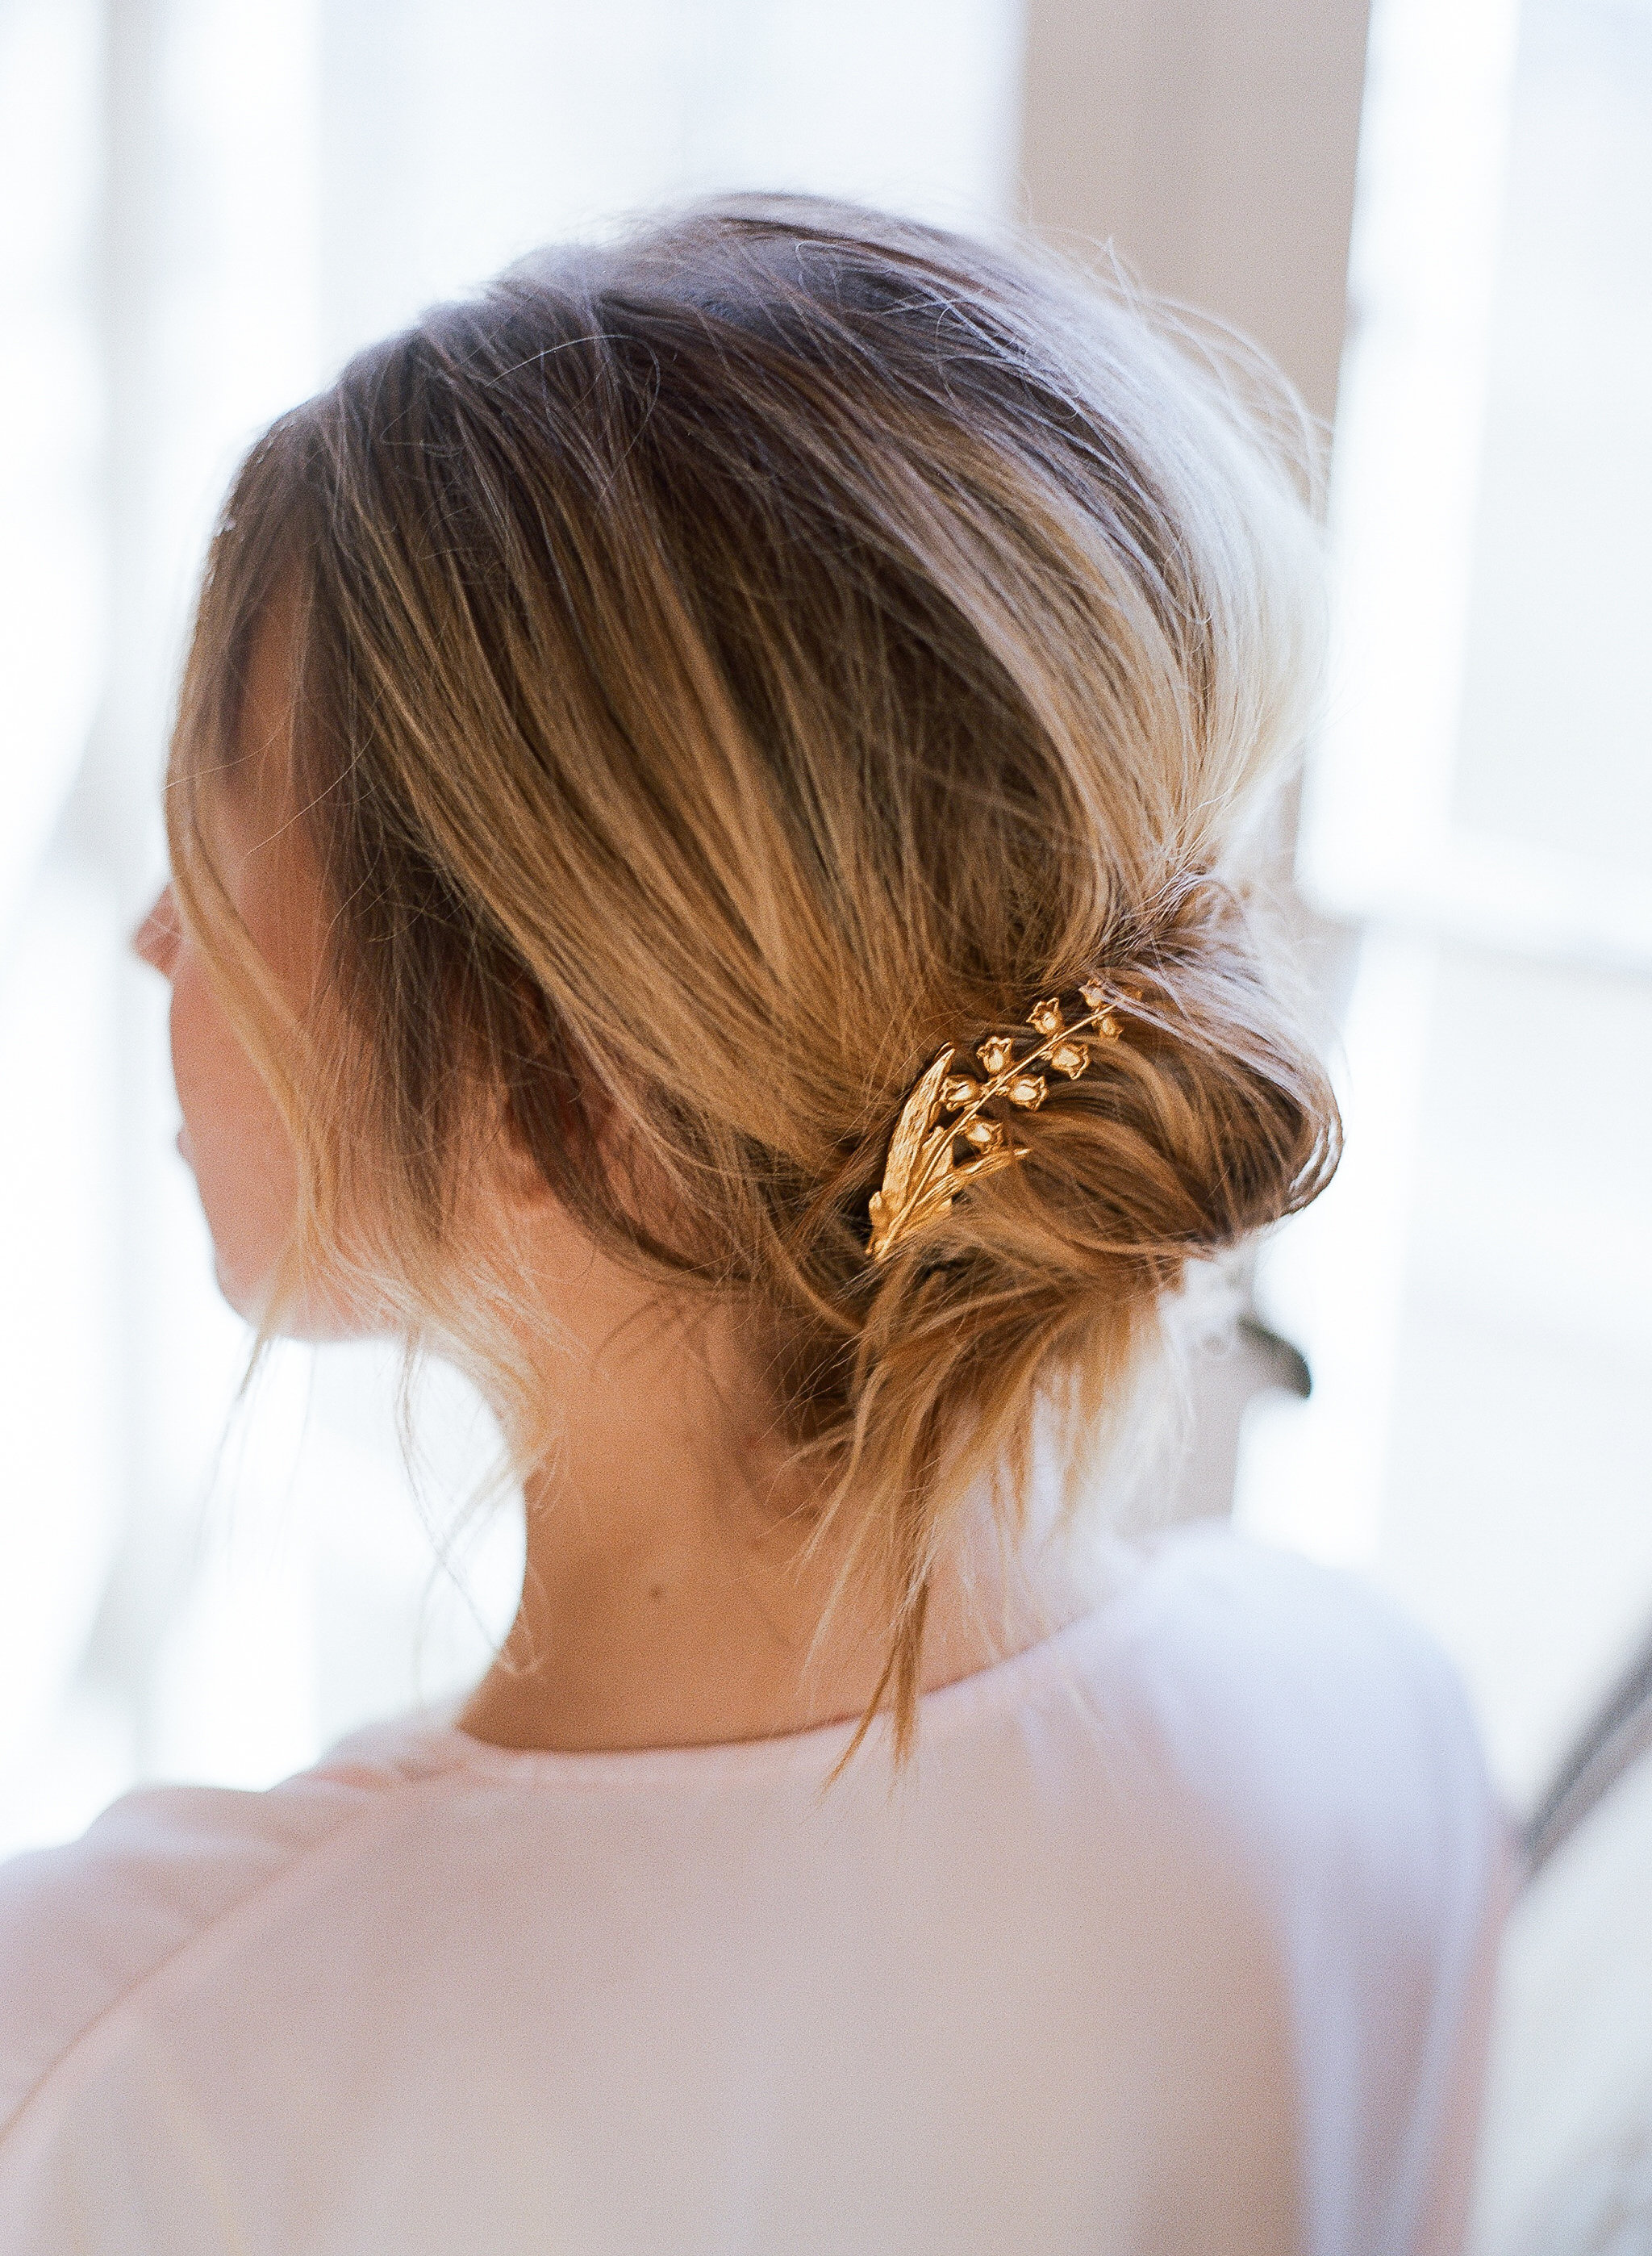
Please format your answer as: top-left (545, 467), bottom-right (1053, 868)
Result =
top-left (0, 198), bottom-right (1505, 2254)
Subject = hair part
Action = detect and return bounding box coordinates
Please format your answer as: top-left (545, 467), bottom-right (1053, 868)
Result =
top-left (169, 195), bottom-right (1340, 1759)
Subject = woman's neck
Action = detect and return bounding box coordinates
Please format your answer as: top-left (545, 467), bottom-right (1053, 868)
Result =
top-left (457, 1287), bottom-right (1101, 1756)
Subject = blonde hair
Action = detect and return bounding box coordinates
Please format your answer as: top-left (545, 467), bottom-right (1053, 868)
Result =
top-left (169, 197), bottom-right (1338, 1753)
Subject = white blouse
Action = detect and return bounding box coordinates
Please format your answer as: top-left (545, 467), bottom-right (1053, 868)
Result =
top-left (0, 1527), bottom-right (1507, 2255)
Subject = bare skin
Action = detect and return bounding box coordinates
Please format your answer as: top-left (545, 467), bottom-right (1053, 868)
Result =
top-left (136, 612), bottom-right (1101, 1754)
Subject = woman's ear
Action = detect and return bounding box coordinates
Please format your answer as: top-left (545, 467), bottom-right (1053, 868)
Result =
top-left (493, 1094), bottom-right (563, 1208)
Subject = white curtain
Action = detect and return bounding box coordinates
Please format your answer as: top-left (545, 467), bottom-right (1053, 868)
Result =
top-left (1236, 0), bottom-right (1652, 1811)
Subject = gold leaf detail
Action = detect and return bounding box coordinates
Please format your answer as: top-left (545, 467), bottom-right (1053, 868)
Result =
top-left (1028, 997), bottom-right (1064, 1036)
top-left (866, 1046), bottom-right (955, 1260)
top-left (1006, 1072), bottom-right (1046, 1110)
top-left (1049, 1038), bottom-right (1090, 1080)
top-left (904, 1180), bottom-right (957, 1232)
top-left (976, 1034), bottom-right (1014, 1074)
top-left (954, 1143), bottom-right (1023, 1193)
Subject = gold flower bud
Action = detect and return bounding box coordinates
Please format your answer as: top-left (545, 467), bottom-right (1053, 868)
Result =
top-left (1078, 978), bottom-right (1110, 1012)
top-left (1095, 1013), bottom-right (1121, 1041)
top-left (1049, 1038), bottom-right (1090, 1080)
top-left (976, 1034), bottom-right (1015, 1074)
top-left (941, 1076), bottom-right (982, 1110)
top-left (1006, 1072), bottom-right (1046, 1110)
top-left (962, 1116), bottom-right (1003, 1152)
top-left (1028, 998), bottom-right (1064, 1036)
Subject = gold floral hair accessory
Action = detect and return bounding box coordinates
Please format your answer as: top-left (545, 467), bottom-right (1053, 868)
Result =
top-left (866, 980), bottom-right (1127, 1263)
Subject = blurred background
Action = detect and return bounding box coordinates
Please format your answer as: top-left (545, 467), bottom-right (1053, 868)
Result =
top-left (1, 0), bottom-right (1649, 2238)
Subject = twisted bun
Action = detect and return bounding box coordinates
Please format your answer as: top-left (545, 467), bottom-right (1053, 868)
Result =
top-left (173, 196), bottom-right (1337, 1755)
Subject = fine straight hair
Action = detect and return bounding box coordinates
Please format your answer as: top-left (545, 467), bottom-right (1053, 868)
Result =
top-left (169, 196), bottom-right (1340, 1757)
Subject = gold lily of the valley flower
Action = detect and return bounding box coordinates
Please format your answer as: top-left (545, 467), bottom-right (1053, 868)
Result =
top-left (868, 978), bottom-right (1133, 1260)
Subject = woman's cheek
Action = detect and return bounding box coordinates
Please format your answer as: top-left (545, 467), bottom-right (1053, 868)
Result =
top-left (168, 950), bottom-right (298, 1321)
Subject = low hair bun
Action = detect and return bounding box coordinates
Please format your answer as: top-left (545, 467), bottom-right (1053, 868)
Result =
top-left (1088, 878), bottom-right (1341, 1255)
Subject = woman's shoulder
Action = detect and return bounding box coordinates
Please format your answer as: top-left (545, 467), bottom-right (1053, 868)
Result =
top-left (1080, 1523), bottom-right (1509, 1923)
top-left (0, 1715), bottom-right (457, 2140)
top-left (1111, 1523), bottom-right (1492, 1770)
top-left (1099, 1520), bottom-right (1477, 1728)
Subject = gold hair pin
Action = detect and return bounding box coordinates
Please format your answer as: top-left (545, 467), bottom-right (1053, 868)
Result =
top-left (866, 981), bottom-right (1125, 1263)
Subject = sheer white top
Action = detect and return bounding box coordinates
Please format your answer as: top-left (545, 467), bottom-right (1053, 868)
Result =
top-left (0, 1527), bottom-right (1508, 2255)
